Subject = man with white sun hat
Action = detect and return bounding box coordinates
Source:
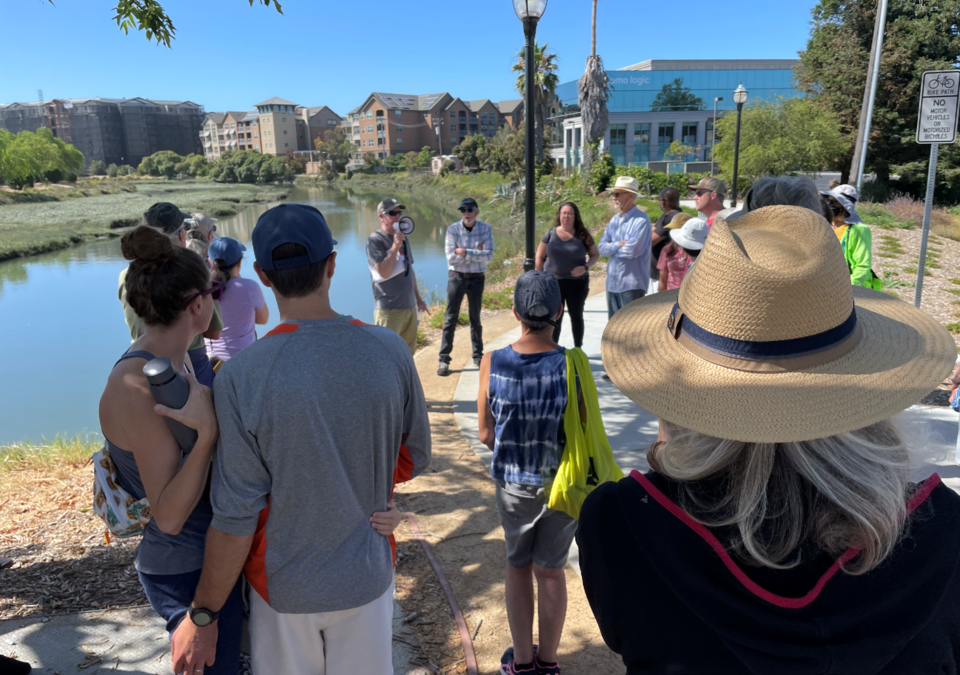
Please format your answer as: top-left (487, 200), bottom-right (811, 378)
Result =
top-left (597, 176), bottom-right (653, 319)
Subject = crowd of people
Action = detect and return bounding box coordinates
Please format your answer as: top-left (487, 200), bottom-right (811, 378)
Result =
top-left (73, 171), bottom-right (959, 675)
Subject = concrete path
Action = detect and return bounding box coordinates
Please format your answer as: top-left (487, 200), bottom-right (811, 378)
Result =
top-left (0, 599), bottom-right (421, 674)
top-left (453, 291), bottom-right (960, 573)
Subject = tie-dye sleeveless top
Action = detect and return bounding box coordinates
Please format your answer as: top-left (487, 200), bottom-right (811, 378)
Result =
top-left (488, 346), bottom-right (567, 486)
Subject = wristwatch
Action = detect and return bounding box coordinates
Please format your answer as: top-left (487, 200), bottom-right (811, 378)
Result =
top-left (189, 606), bottom-right (220, 627)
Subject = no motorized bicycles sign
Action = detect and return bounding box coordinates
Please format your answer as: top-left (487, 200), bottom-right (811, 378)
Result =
top-left (916, 70), bottom-right (959, 144)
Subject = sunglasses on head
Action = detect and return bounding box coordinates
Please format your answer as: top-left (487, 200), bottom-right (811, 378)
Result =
top-left (182, 280), bottom-right (223, 311)
top-left (458, 206), bottom-right (477, 213)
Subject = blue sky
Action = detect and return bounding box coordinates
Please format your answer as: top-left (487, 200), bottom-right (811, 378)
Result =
top-left (2, 0), bottom-right (815, 114)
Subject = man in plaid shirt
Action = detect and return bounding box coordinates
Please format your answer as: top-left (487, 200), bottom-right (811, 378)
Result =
top-left (438, 197), bottom-right (495, 376)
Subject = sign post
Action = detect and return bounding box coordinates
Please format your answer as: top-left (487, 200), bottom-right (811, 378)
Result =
top-left (914, 70), bottom-right (958, 308)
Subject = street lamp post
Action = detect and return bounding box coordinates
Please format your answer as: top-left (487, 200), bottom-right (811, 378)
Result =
top-left (514, 0), bottom-right (547, 272)
top-left (711, 96), bottom-right (722, 175)
top-left (730, 83), bottom-right (748, 208)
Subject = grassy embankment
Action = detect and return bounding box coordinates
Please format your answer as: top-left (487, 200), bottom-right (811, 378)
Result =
top-left (0, 180), bottom-right (288, 261)
top-left (0, 434), bottom-right (100, 472)
top-left (329, 171), bottom-right (694, 328)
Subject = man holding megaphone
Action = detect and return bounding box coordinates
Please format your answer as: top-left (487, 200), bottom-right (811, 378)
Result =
top-left (366, 198), bottom-right (428, 354)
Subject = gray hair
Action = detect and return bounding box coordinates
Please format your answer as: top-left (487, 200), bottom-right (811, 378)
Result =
top-left (745, 176), bottom-right (823, 214)
top-left (649, 419), bottom-right (913, 574)
top-left (185, 236), bottom-right (210, 259)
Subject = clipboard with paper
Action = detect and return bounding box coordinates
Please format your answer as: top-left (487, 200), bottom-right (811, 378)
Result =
top-left (369, 246), bottom-right (409, 283)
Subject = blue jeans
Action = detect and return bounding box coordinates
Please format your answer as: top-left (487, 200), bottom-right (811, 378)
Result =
top-left (188, 348), bottom-right (216, 389)
top-left (606, 288), bottom-right (647, 319)
top-left (138, 568), bottom-right (243, 675)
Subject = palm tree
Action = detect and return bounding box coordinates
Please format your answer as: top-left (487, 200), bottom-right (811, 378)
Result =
top-left (577, 0), bottom-right (610, 172)
top-left (512, 42), bottom-right (559, 163)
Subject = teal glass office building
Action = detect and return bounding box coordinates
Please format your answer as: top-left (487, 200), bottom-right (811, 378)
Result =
top-left (552, 59), bottom-right (801, 167)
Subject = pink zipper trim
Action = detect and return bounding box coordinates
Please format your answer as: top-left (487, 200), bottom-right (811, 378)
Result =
top-left (630, 470), bottom-right (941, 609)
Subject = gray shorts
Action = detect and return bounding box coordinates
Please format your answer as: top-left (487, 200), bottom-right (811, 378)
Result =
top-left (496, 481), bottom-right (577, 569)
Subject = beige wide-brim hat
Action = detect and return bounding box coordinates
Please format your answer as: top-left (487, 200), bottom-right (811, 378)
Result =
top-left (601, 205), bottom-right (955, 442)
top-left (612, 176), bottom-right (640, 194)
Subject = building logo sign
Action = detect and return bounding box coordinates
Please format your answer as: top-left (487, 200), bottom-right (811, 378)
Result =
top-left (607, 75), bottom-right (652, 88)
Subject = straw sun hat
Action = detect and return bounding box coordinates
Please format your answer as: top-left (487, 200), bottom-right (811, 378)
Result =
top-left (601, 205), bottom-right (955, 442)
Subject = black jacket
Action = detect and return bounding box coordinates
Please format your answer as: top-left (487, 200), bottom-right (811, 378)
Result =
top-left (576, 470), bottom-right (960, 674)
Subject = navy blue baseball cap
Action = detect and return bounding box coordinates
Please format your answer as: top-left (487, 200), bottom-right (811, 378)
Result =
top-left (208, 236), bottom-right (246, 267)
top-left (253, 204), bottom-right (337, 270)
top-left (514, 271), bottom-right (561, 327)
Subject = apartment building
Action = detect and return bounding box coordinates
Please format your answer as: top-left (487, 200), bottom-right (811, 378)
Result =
top-left (0, 97), bottom-right (204, 167)
top-left (199, 111), bottom-right (262, 161)
top-left (348, 92), bottom-right (525, 160)
top-left (254, 97), bottom-right (299, 156)
top-left (297, 106), bottom-right (341, 150)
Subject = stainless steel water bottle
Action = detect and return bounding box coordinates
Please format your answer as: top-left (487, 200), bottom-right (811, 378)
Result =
top-left (143, 357), bottom-right (199, 449)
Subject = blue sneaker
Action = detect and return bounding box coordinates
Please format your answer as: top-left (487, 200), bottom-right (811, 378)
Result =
top-left (535, 656), bottom-right (561, 675)
top-left (500, 646), bottom-right (538, 675)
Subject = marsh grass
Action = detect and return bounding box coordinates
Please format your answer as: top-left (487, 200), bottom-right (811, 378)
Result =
top-left (0, 433), bottom-right (100, 472)
top-left (0, 181), bottom-right (288, 261)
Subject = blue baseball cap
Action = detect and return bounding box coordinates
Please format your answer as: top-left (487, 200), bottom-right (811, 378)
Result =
top-left (253, 204), bottom-right (337, 270)
top-left (207, 236), bottom-right (246, 267)
top-left (514, 271), bottom-right (561, 327)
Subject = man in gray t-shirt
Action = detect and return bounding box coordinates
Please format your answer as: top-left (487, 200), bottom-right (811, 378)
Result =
top-left (366, 198), bottom-right (428, 354)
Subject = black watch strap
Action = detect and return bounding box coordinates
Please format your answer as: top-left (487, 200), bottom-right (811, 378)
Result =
top-left (189, 606), bottom-right (220, 626)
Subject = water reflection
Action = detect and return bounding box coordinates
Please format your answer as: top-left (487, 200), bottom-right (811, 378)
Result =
top-left (0, 184), bottom-right (472, 444)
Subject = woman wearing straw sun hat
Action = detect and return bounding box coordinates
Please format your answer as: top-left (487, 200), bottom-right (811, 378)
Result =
top-left (576, 205), bottom-right (960, 674)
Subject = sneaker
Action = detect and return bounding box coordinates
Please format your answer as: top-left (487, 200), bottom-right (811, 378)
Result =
top-left (535, 656), bottom-right (561, 675)
top-left (437, 362), bottom-right (450, 377)
top-left (500, 646), bottom-right (537, 674)
top-left (473, 355), bottom-right (483, 367)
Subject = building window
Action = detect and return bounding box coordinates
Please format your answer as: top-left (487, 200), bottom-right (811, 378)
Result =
top-left (283, 129), bottom-right (287, 135)
top-left (450, 111), bottom-right (455, 118)
top-left (282, 117), bottom-right (286, 122)
top-left (367, 111), bottom-right (373, 119)
top-left (609, 124), bottom-right (627, 165)
top-left (327, 119), bottom-right (337, 126)
top-left (451, 124), bottom-right (457, 132)
top-left (396, 125), bottom-right (402, 132)
top-left (397, 138), bottom-right (404, 147)
top-left (367, 124), bottom-right (373, 133)
top-left (253, 132), bottom-right (258, 138)
top-left (633, 123), bottom-right (650, 163)
top-left (657, 123), bottom-right (675, 160)
top-left (682, 123), bottom-right (698, 145)
top-left (395, 110), bottom-right (402, 118)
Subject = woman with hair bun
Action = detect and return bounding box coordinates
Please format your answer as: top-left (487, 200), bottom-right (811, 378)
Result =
top-left (99, 226), bottom-right (242, 675)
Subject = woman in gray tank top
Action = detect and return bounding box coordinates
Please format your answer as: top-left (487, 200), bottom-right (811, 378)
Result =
top-left (99, 226), bottom-right (242, 675)
top-left (534, 202), bottom-right (600, 348)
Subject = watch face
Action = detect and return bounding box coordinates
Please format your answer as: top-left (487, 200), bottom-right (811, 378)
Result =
top-left (190, 608), bottom-right (214, 627)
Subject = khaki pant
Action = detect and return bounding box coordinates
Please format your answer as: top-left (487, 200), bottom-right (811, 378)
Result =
top-left (374, 307), bottom-right (418, 354)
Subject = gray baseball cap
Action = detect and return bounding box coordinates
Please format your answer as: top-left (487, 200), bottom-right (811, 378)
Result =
top-left (514, 271), bottom-right (561, 327)
top-left (377, 198), bottom-right (406, 216)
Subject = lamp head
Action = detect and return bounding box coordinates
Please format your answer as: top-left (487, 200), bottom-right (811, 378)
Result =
top-left (733, 84), bottom-right (748, 105)
top-left (513, 0), bottom-right (547, 21)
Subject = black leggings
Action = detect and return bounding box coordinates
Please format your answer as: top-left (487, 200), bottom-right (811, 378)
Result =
top-left (553, 277), bottom-right (590, 348)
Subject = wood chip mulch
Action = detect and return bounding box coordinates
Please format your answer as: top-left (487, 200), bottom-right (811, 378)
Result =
top-left (0, 458), bottom-right (146, 619)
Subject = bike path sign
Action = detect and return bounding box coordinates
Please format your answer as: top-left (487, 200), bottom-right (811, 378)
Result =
top-left (916, 70), bottom-right (958, 144)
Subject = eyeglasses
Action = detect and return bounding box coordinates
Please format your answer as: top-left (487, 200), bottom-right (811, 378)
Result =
top-left (611, 192), bottom-right (627, 198)
top-left (694, 189), bottom-right (713, 197)
top-left (458, 207), bottom-right (477, 213)
top-left (182, 280), bottom-right (223, 311)
top-left (386, 210), bottom-right (403, 217)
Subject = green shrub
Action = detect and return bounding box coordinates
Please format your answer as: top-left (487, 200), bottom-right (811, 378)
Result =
top-left (89, 160), bottom-right (107, 176)
top-left (483, 287), bottom-right (514, 310)
top-left (587, 153), bottom-right (616, 194)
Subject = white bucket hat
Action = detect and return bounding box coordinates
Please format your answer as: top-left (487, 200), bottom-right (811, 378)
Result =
top-left (670, 218), bottom-right (709, 250)
top-left (821, 188), bottom-right (862, 224)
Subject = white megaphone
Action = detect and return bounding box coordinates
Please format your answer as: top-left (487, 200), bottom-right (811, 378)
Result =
top-left (393, 216), bottom-right (415, 235)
